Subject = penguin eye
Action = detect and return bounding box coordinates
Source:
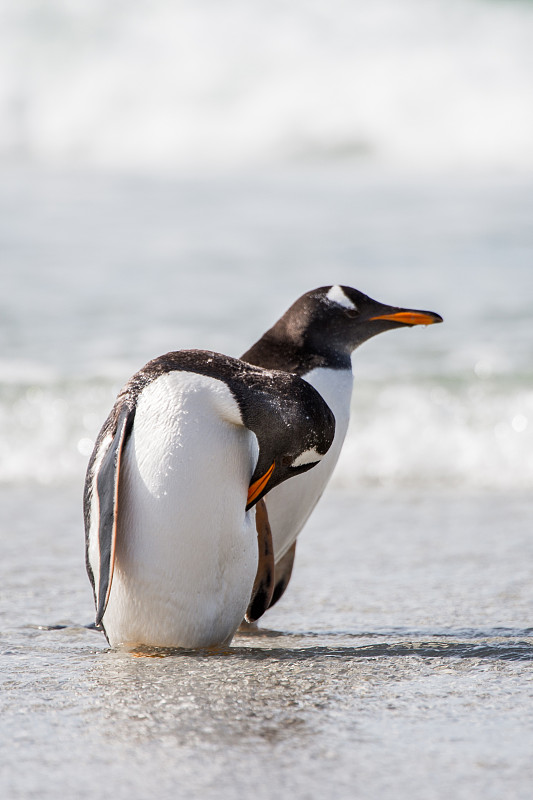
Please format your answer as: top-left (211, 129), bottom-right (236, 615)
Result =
top-left (344, 308), bottom-right (359, 319)
top-left (281, 455), bottom-right (292, 467)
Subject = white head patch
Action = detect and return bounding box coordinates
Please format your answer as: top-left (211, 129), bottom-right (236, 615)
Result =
top-left (326, 285), bottom-right (357, 311)
top-left (291, 447), bottom-right (323, 468)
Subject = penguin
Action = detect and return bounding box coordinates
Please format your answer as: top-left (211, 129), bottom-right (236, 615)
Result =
top-left (241, 285), bottom-right (443, 613)
top-left (84, 349), bottom-right (335, 649)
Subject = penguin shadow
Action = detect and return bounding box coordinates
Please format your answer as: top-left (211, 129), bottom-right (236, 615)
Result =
top-left (33, 622), bottom-right (533, 662)
top-left (229, 625), bottom-right (533, 663)
top-left (114, 625), bottom-right (533, 663)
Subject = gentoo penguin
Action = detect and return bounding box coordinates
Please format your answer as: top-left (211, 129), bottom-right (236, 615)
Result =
top-left (241, 285), bottom-right (443, 613)
top-left (84, 349), bottom-right (335, 649)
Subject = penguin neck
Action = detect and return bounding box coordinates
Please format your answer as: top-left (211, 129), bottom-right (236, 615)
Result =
top-left (241, 324), bottom-right (353, 376)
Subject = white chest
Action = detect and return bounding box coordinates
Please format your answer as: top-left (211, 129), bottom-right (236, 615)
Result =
top-left (101, 371), bottom-right (260, 649)
top-left (264, 366), bottom-right (354, 559)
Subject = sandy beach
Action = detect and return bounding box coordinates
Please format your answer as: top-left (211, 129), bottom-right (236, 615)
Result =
top-left (1, 485), bottom-right (532, 799)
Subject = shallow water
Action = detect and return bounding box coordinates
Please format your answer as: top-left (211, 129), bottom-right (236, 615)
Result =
top-left (2, 486), bottom-right (532, 800)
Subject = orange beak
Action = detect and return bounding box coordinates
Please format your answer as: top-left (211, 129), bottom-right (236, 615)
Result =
top-left (247, 461), bottom-right (275, 507)
top-left (369, 310), bottom-right (442, 326)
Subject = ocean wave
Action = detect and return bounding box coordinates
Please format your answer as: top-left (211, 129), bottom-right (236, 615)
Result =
top-left (2, 1), bottom-right (533, 170)
top-left (1, 375), bottom-right (531, 490)
top-left (334, 380), bottom-right (533, 491)
top-left (0, 379), bottom-right (116, 485)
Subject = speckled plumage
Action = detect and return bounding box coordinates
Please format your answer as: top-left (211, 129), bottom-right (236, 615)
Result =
top-left (84, 349), bottom-right (335, 649)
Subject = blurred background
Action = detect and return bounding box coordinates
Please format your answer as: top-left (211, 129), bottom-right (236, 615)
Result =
top-left (1, 0), bottom-right (532, 493)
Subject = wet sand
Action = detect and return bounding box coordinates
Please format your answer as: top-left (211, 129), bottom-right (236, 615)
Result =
top-left (1, 486), bottom-right (532, 799)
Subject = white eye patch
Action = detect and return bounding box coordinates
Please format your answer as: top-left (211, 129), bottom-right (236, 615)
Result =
top-left (291, 447), bottom-right (323, 468)
top-left (326, 285), bottom-right (357, 311)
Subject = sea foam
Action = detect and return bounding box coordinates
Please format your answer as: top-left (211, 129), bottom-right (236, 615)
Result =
top-left (1, 375), bottom-right (531, 491)
top-left (1, 0), bottom-right (533, 171)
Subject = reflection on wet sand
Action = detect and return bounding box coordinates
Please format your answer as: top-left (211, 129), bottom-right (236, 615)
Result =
top-left (79, 623), bottom-right (533, 755)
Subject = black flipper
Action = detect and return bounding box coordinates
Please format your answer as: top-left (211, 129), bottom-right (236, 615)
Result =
top-left (95, 406), bottom-right (135, 626)
top-left (268, 541), bottom-right (296, 610)
top-left (245, 499), bottom-right (275, 623)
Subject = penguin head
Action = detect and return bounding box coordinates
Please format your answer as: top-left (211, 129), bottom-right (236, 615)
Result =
top-left (242, 285), bottom-right (443, 374)
top-left (244, 369), bottom-right (336, 510)
top-left (290, 285), bottom-right (443, 358)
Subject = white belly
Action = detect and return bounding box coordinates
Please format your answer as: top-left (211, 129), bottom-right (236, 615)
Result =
top-left (101, 372), bottom-right (259, 649)
top-left (264, 367), bottom-right (353, 561)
